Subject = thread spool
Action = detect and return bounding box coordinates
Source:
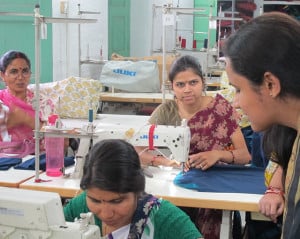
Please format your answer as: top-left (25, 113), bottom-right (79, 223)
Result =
top-left (193, 40), bottom-right (197, 49)
top-left (181, 38), bottom-right (186, 48)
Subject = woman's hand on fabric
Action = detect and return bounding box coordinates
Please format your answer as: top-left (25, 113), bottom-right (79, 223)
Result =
top-left (154, 156), bottom-right (180, 168)
top-left (160, 156), bottom-right (181, 167)
top-left (259, 193), bottom-right (284, 223)
top-left (167, 159), bottom-right (181, 168)
top-left (185, 151), bottom-right (220, 171)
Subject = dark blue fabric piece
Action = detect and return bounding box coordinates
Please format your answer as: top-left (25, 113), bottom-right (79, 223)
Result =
top-left (241, 125), bottom-right (254, 153)
top-left (0, 157), bottom-right (22, 170)
top-left (14, 154), bottom-right (75, 171)
top-left (251, 132), bottom-right (269, 169)
top-left (14, 154), bottom-right (47, 170)
top-left (174, 165), bottom-right (266, 194)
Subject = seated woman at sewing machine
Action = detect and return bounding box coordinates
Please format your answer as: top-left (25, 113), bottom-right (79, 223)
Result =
top-left (0, 50), bottom-right (54, 156)
top-left (64, 139), bottom-right (203, 239)
top-left (137, 55), bottom-right (250, 168)
top-left (137, 55), bottom-right (251, 239)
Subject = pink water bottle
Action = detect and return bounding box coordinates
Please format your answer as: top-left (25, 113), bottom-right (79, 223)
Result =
top-left (45, 114), bottom-right (64, 177)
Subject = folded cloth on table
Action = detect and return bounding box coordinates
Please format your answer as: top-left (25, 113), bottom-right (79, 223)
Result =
top-left (0, 157), bottom-right (22, 170)
top-left (14, 154), bottom-right (75, 171)
top-left (174, 164), bottom-right (266, 194)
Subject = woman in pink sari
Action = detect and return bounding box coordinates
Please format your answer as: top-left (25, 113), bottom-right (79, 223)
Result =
top-left (0, 50), bottom-right (54, 155)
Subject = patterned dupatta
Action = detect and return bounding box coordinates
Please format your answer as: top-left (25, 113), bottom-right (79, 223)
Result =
top-left (0, 89), bottom-right (35, 142)
top-left (0, 89), bottom-right (36, 158)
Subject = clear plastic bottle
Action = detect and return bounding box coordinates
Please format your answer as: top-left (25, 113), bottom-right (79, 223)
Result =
top-left (45, 114), bottom-right (64, 177)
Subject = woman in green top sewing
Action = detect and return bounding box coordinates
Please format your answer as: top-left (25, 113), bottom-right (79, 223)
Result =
top-left (64, 139), bottom-right (203, 239)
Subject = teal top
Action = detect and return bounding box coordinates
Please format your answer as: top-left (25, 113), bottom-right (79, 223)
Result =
top-left (64, 192), bottom-right (202, 239)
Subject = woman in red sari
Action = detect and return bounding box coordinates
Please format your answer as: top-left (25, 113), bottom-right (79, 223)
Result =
top-left (138, 55), bottom-right (251, 239)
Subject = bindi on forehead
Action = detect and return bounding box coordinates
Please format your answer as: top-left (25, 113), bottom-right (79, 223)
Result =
top-left (10, 67), bottom-right (29, 70)
top-left (7, 64), bottom-right (30, 72)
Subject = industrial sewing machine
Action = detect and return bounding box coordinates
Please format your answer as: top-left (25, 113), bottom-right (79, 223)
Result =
top-left (71, 119), bottom-right (191, 178)
top-left (0, 187), bottom-right (100, 239)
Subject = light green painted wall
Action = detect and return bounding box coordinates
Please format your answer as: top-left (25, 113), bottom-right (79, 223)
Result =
top-left (194, 0), bottom-right (217, 49)
top-left (0, 0), bottom-right (53, 88)
top-left (108, 0), bottom-right (130, 58)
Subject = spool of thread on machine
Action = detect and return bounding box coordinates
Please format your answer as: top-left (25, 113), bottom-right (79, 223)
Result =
top-left (88, 101), bottom-right (93, 124)
top-left (86, 101), bottom-right (94, 134)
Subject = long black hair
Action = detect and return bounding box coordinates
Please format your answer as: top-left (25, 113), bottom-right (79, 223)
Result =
top-left (80, 139), bottom-right (145, 194)
top-left (263, 124), bottom-right (297, 176)
top-left (223, 12), bottom-right (300, 99)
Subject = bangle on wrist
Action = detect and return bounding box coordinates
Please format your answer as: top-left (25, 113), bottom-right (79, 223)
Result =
top-left (229, 150), bottom-right (235, 164)
top-left (265, 186), bottom-right (284, 197)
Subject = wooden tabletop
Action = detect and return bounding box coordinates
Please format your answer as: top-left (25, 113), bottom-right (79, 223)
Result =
top-left (0, 156), bottom-right (41, 188)
top-left (20, 166), bottom-right (262, 212)
top-left (19, 167), bottom-right (82, 198)
top-left (99, 92), bottom-right (174, 104)
top-left (99, 90), bottom-right (221, 104)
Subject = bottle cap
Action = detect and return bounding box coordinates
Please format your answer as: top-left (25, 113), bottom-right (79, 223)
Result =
top-left (48, 114), bottom-right (59, 126)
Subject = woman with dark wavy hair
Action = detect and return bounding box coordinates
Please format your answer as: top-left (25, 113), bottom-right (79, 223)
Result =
top-left (64, 139), bottom-right (203, 239)
top-left (223, 12), bottom-right (300, 238)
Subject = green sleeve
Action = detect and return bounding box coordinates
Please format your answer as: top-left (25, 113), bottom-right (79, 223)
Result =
top-left (63, 192), bottom-right (90, 222)
top-left (63, 192), bottom-right (102, 228)
top-left (153, 200), bottom-right (203, 239)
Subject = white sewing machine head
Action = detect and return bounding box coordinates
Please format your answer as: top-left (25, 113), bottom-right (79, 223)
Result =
top-left (0, 187), bottom-right (100, 239)
top-left (72, 120), bottom-right (190, 178)
top-left (95, 119), bottom-right (190, 163)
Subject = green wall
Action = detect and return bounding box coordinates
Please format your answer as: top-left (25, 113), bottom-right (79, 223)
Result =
top-left (108, 0), bottom-right (130, 58)
top-left (194, 0), bottom-right (217, 49)
top-left (0, 1), bottom-right (53, 88)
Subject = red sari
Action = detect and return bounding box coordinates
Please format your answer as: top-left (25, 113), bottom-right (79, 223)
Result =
top-left (150, 94), bottom-right (240, 238)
